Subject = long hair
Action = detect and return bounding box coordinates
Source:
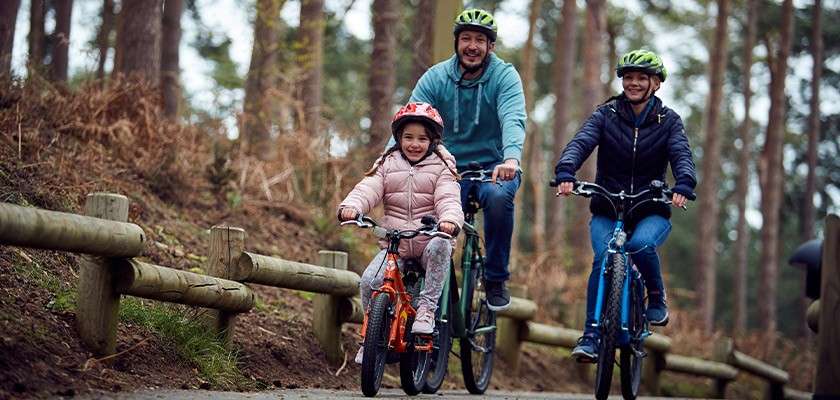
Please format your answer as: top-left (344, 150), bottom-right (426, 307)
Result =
top-left (365, 122), bottom-right (460, 179)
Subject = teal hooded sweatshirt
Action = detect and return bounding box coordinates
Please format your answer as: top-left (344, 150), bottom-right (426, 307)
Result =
top-left (404, 53), bottom-right (527, 170)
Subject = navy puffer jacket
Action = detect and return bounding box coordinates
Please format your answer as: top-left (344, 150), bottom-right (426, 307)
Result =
top-left (554, 95), bottom-right (697, 226)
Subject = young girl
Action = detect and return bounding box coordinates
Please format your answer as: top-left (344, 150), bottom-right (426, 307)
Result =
top-left (554, 49), bottom-right (697, 361)
top-left (338, 102), bottom-right (464, 364)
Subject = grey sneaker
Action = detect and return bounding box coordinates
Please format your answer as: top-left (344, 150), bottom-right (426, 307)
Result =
top-left (354, 346), bottom-right (364, 364)
top-left (646, 292), bottom-right (669, 326)
top-left (484, 280), bottom-right (511, 311)
top-left (411, 306), bottom-right (435, 334)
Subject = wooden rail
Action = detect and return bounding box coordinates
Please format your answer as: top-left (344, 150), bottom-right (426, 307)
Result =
top-left (0, 195), bottom-right (818, 398)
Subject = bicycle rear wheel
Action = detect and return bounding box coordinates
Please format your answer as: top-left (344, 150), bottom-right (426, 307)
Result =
top-left (361, 294), bottom-right (391, 397)
top-left (422, 302), bottom-right (451, 393)
top-left (594, 254), bottom-right (625, 400)
top-left (460, 266), bottom-right (496, 394)
top-left (401, 278), bottom-right (432, 395)
top-left (620, 272), bottom-right (645, 400)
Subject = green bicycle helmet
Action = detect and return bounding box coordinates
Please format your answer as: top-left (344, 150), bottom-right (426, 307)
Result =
top-left (616, 49), bottom-right (668, 82)
top-left (453, 8), bottom-right (498, 42)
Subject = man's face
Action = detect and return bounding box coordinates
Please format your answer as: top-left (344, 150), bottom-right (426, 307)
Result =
top-left (457, 30), bottom-right (494, 70)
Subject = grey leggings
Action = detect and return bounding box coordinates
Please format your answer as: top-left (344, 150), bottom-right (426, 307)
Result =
top-left (359, 237), bottom-right (452, 313)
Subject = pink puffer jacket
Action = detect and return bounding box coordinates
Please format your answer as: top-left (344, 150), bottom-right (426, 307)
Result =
top-left (339, 146), bottom-right (464, 259)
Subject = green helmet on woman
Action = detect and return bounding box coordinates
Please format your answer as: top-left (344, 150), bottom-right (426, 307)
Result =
top-left (453, 8), bottom-right (498, 42)
top-left (616, 49), bottom-right (668, 82)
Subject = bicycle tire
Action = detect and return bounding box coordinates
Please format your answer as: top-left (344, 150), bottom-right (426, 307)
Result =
top-left (595, 254), bottom-right (625, 400)
top-left (361, 294), bottom-right (391, 397)
top-left (400, 278), bottom-right (432, 396)
top-left (422, 303), bottom-right (451, 393)
top-left (620, 273), bottom-right (644, 400)
top-left (460, 265), bottom-right (496, 394)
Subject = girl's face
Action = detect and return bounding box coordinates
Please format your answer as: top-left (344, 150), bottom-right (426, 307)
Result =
top-left (399, 122), bottom-right (432, 162)
top-left (622, 71), bottom-right (660, 103)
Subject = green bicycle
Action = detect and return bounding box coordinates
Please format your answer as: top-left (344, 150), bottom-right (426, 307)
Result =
top-left (422, 162), bottom-right (497, 395)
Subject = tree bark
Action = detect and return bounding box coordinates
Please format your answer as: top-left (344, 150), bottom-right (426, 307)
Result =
top-left (49, 0), bottom-right (73, 82)
top-left (161, 0), bottom-right (183, 119)
top-left (758, 0), bottom-right (794, 334)
top-left (571, 0), bottom-right (605, 268)
top-left (298, 0), bottom-right (324, 138)
top-left (519, 0), bottom-right (544, 255)
top-left (242, 0), bottom-right (282, 159)
top-left (0, 0), bottom-right (22, 78)
top-left (411, 0), bottom-right (435, 86)
top-left (733, 0), bottom-right (757, 334)
top-left (95, 0), bottom-right (115, 81)
top-left (369, 0), bottom-right (398, 149)
top-left (114, 0), bottom-right (163, 84)
top-left (695, 0), bottom-right (729, 333)
top-left (548, 0), bottom-right (578, 246)
top-left (27, 0), bottom-right (46, 74)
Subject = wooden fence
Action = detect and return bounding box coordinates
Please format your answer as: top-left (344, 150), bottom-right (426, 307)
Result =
top-left (0, 193), bottom-right (828, 399)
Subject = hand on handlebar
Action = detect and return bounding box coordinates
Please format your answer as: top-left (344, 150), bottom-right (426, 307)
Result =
top-left (439, 221), bottom-right (458, 236)
top-left (671, 193), bottom-right (687, 209)
top-left (338, 207), bottom-right (358, 222)
top-left (555, 181), bottom-right (574, 197)
top-left (491, 159), bottom-right (520, 183)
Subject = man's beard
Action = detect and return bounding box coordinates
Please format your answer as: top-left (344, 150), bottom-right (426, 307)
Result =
top-left (458, 51), bottom-right (486, 73)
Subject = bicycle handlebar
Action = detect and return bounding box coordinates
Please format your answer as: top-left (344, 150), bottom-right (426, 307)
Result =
top-left (340, 214), bottom-right (453, 240)
top-left (549, 179), bottom-right (687, 211)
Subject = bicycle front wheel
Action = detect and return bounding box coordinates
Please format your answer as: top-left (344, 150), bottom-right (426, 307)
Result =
top-left (620, 272), bottom-right (645, 399)
top-left (594, 254), bottom-right (625, 400)
top-left (361, 294), bottom-right (392, 397)
top-left (460, 268), bottom-right (496, 394)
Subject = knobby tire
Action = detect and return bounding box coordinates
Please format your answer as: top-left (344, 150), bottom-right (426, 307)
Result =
top-left (422, 303), bottom-right (451, 393)
top-left (620, 273), bottom-right (644, 400)
top-left (361, 294), bottom-right (391, 397)
top-left (595, 254), bottom-right (625, 400)
top-left (460, 265), bottom-right (495, 394)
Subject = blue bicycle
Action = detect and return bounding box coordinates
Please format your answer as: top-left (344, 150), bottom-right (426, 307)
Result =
top-left (550, 179), bottom-right (683, 400)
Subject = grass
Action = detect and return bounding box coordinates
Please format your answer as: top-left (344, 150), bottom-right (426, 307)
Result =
top-left (12, 249), bottom-right (77, 312)
top-left (118, 298), bottom-right (250, 388)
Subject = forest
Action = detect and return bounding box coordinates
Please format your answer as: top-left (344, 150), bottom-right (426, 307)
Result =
top-left (0, 0), bottom-right (837, 396)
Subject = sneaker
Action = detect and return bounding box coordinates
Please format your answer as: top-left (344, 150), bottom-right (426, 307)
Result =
top-left (411, 306), bottom-right (435, 334)
top-left (646, 292), bottom-right (669, 326)
top-left (484, 280), bottom-right (511, 311)
top-left (571, 335), bottom-right (598, 362)
top-left (354, 346), bottom-right (364, 364)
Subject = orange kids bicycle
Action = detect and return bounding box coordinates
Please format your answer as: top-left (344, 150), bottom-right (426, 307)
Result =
top-left (341, 214), bottom-right (453, 397)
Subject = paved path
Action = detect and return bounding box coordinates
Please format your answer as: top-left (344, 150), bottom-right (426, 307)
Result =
top-left (77, 389), bottom-right (698, 399)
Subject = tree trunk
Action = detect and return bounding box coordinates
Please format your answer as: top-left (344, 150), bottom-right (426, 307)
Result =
top-left (49, 0), bottom-right (73, 82)
top-left (411, 0), bottom-right (435, 86)
top-left (548, 0), bottom-right (578, 247)
top-left (298, 0), bottom-right (324, 139)
top-left (518, 0), bottom-right (544, 255)
top-left (799, 0), bottom-right (822, 337)
top-left (114, 0), bottom-right (163, 84)
top-left (432, 0), bottom-right (459, 63)
top-left (27, 0), bottom-right (46, 74)
top-left (242, 0), bottom-right (282, 159)
top-left (733, 0), bottom-right (757, 334)
top-left (369, 0), bottom-right (398, 149)
top-left (161, 0), bottom-right (183, 119)
top-left (758, 0), bottom-right (794, 334)
top-left (95, 0), bottom-right (115, 81)
top-left (571, 0), bottom-right (605, 268)
top-left (0, 0), bottom-right (22, 78)
top-left (695, 0), bottom-right (729, 334)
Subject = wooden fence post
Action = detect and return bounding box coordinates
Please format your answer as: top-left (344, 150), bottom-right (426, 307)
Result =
top-left (643, 350), bottom-right (665, 396)
top-left (314, 250), bottom-right (349, 364)
top-left (815, 214), bottom-right (840, 398)
top-left (205, 225), bottom-right (246, 344)
top-left (76, 193), bottom-right (130, 356)
top-left (496, 284), bottom-right (527, 373)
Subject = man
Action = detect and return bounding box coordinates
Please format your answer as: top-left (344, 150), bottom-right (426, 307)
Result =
top-left (406, 8), bottom-right (527, 310)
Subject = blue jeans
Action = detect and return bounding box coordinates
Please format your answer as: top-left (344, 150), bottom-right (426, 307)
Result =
top-left (583, 214), bottom-right (672, 335)
top-left (459, 172), bottom-right (520, 282)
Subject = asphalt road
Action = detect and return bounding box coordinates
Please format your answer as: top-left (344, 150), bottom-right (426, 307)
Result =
top-left (77, 389), bottom-right (696, 399)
